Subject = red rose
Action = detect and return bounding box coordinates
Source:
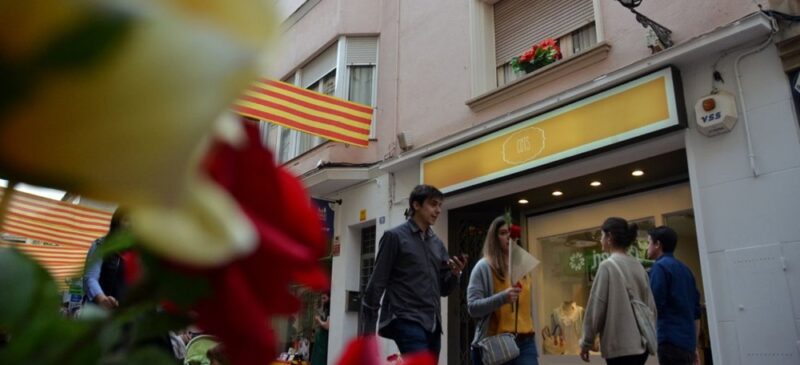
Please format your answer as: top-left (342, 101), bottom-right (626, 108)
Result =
top-left (510, 224), bottom-right (522, 239)
top-left (169, 119), bottom-right (328, 365)
top-left (336, 336), bottom-right (436, 365)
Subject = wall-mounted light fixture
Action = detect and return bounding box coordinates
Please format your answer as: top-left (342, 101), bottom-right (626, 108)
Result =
top-left (617, 0), bottom-right (673, 51)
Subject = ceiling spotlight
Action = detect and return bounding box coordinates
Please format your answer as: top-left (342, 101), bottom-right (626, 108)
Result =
top-left (552, 190), bottom-right (563, 197)
top-left (518, 199), bottom-right (529, 204)
top-left (632, 170), bottom-right (645, 177)
top-left (590, 181), bottom-right (602, 187)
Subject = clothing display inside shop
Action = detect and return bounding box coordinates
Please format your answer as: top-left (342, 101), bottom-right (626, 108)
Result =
top-left (550, 301), bottom-right (584, 355)
top-left (532, 213), bottom-right (658, 357)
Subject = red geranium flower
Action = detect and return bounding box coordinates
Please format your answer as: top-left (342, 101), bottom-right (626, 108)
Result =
top-left (520, 46), bottom-right (537, 63)
top-left (539, 38), bottom-right (557, 48)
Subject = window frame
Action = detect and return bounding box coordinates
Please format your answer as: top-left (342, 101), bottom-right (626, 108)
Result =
top-left (495, 21), bottom-right (598, 88)
top-left (468, 0), bottom-right (605, 97)
top-left (275, 36), bottom-right (379, 163)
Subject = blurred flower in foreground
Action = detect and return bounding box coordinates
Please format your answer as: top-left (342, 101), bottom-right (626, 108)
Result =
top-left (336, 336), bottom-right (436, 365)
top-left (0, 0), bottom-right (275, 265)
top-left (166, 120), bottom-right (328, 364)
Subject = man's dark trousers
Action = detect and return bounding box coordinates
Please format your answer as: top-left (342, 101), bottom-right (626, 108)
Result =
top-left (658, 342), bottom-right (695, 365)
top-left (384, 318), bottom-right (441, 359)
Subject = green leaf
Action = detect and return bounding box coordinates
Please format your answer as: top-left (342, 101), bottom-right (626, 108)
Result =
top-left (0, 314), bottom-right (102, 365)
top-left (119, 346), bottom-right (177, 365)
top-left (139, 252), bottom-right (211, 308)
top-left (131, 310), bottom-right (191, 343)
top-left (95, 231), bottom-right (136, 259)
top-left (33, 7), bottom-right (132, 70)
top-left (0, 248), bottom-right (59, 331)
top-left (0, 59), bottom-right (34, 119)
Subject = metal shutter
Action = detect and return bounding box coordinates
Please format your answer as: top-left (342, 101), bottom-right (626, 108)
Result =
top-left (346, 37), bottom-right (378, 65)
top-left (302, 44), bottom-right (338, 88)
top-left (494, 0), bottom-right (594, 65)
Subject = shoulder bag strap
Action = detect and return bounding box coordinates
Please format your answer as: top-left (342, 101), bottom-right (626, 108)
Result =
top-left (608, 258), bottom-right (633, 298)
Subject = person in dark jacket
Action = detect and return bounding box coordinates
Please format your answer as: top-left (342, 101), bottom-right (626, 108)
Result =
top-left (361, 184), bottom-right (466, 360)
top-left (83, 209), bottom-right (129, 309)
top-left (647, 226), bottom-right (701, 365)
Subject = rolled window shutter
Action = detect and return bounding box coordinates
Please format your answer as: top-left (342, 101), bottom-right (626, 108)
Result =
top-left (494, 0), bottom-right (594, 66)
top-left (346, 37), bottom-right (378, 65)
top-left (302, 44), bottom-right (338, 88)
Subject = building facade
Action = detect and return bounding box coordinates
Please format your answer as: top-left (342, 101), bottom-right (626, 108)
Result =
top-left (265, 0), bottom-right (800, 364)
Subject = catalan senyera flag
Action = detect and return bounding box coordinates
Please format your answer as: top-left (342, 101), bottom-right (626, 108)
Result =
top-left (234, 79), bottom-right (374, 148)
top-left (0, 188), bottom-right (112, 289)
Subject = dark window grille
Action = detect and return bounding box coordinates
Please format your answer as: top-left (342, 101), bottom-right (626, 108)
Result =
top-left (358, 226), bottom-right (376, 333)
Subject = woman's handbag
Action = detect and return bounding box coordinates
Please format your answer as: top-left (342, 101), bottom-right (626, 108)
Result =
top-left (476, 333), bottom-right (520, 365)
top-left (475, 301), bottom-right (520, 365)
top-left (608, 258), bottom-right (658, 355)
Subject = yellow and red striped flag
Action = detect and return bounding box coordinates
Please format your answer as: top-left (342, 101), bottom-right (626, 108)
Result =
top-left (234, 79), bottom-right (373, 148)
top-left (0, 188), bottom-right (111, 289)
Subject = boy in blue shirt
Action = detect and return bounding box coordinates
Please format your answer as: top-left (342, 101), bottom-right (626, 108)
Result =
top-left (647, 226), bottom-right (701, 365)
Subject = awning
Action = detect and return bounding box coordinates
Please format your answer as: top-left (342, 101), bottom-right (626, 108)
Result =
top-left (0, 188), bottom-right (112, 289)
top-left (234, 79), bottom-right (374, 148)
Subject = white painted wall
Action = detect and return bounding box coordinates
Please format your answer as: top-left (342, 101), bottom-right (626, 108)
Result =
top-left (682, 44), bottom-right (800, 364)
top-left (325, 175), bottom-right (388, 363)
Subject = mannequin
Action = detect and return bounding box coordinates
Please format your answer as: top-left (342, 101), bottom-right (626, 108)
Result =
top-left (550, 300), bottom-right (584, 355)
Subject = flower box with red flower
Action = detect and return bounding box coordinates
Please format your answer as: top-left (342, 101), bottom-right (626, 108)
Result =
top-left (510, 38), bottom-right (563, 74)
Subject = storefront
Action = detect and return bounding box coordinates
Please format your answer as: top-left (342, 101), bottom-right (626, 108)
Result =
top-left (424, 66), bottom-right (703, 364)
top-left (413, 16), bottom-right (800, 361)
top-left (318, 12), bottom-right (799, 365)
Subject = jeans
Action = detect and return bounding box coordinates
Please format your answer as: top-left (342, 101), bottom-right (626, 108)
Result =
top-left (605, 351), bottom-right (649, 365)
top-left (471, 336), bottom-right (539, 365)
top-left (658, 342), bottom-right (696, 365)
top-left (385, 319), bottom-right (441, 359)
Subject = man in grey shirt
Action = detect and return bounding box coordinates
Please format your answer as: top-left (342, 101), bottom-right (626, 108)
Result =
top-left (362, 184), bottom-right (466, 359)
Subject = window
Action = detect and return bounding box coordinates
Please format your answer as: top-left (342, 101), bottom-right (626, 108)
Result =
top-left (535, 218), bottom-right (655, 356)
top-left (790, 70), bottom-right (800, 128)
top-left (494, 0), bottom-right (597, 87)
top-left (348, 66), bottom-right (374, 106)
top-left (278, 126), bottom-right (293, 163)
top-left (345, 37), bottom-right (378, 138)
top-left (293, 70), bottom-right (337, 158)
top-left (275, 36), bottom-right (378, 163)
top-left (357, 226), bottom-right (376, 334)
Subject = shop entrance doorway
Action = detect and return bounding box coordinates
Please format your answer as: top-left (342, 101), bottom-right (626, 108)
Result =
top-left (527, 184), bottom-right (710, 364)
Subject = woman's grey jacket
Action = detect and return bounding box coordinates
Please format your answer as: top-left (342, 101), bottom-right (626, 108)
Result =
top-left (467, 258), bottom-right (535, 346)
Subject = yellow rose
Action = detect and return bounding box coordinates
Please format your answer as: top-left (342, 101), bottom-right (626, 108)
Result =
top-left (0, 0), bottom-right (274, 207)
top-left (0, 0), bottom-right (274, 265)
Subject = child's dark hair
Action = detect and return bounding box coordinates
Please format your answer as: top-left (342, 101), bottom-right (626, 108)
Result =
top-left (648, 225), bottom-right (678, 253)
top-left (407, 184), bottom-right (443, 218)
top-left (601, 217), bottom-right (639, 249)
top-left (109, 208), bottom-right (127, 233)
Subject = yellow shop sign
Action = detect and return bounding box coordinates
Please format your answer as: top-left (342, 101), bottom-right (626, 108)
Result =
top-left (422, 67), bottom-right (685, 193)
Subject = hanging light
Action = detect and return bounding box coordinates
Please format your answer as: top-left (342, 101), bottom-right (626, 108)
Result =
top-left (615, 0), bottom-right (673, 49)
top-left (617, 0), bottom-right (643, 9)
